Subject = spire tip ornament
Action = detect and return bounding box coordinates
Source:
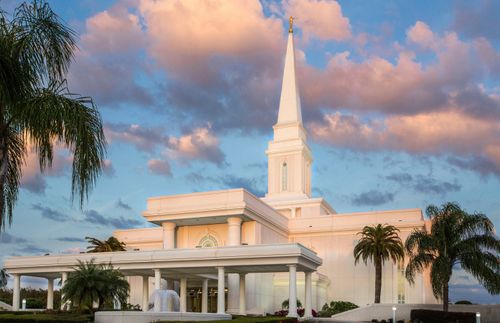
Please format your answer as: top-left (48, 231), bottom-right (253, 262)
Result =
top-left (288, 16), bottom-right (294, 33)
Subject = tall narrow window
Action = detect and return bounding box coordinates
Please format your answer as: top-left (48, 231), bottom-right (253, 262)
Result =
top-left (397, 259), bottom-right (405, 304)
top-left (282, 162), bottom-right (288, 191)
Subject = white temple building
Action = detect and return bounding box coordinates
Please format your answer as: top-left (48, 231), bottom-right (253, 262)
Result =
top-left (5, 24), bottom-right (437, 318)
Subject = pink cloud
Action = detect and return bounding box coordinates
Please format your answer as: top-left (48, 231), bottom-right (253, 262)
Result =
top-left (81, 6), bottom-right (145, 54)
top-left (147, 159), bottom-right (172, 177)
top-left (138, 0), bottom-right (283, 84)
top-left (407, 21), bottom-right (437, 49)
top-left (104, 123), bottom-right (165, 152)
top-left (310, 110), bottom-right (500, 172)
top-left (20, 143), bottom-right (73, 194)
top-left (284, 0), bottom-right (351, 41)
top-left (167, 125), bottom-right (226, 166)
top-left (299, 21), bottom-right (499, 120)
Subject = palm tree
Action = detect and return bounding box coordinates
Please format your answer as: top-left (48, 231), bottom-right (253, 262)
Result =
top-left (0, 268), bottom-right (9, 288)
top-left (354, 224), bottom-right (404, 303)
top-left (62, 259), bottom-right (129, 311)
top-left (86, 236), bottom-right (126, 253)
top-left (405, 202), bottom-right (500, 312)
top-left (0, 1), bottom-right (106, 230)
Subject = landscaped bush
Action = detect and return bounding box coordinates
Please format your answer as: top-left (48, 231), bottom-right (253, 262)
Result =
top-left (411, 309), bottom-right (475, 323)
top-left (26, 298), bottom-right (45, 309)
top-left (280, 299), bottom-right (302, 310)
top-left (455, 300), bottom-right (473, 305)
top-left (274, 308), bottom-right (318, 318)
top-left (318, 301), bottom-right (358, 317)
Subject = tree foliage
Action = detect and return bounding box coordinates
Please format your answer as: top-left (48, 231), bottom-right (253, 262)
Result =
top-left (405, 202), bottom-right (500, 311)
top-left (354, 224), bottom-right (404, 303)
top-left (85, 236), bottom-right (126, 253)
top-left (62, 259), bottom-right (129, 311)
top-left (0, 0), bottom-right (106, 230)
top-left (0, 268), bottom-right (8, 288)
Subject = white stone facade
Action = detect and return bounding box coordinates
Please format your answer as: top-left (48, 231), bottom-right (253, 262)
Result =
top-left (113, 28), bottom-right (437, 314)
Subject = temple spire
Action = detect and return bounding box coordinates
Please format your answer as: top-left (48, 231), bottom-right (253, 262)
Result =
top-left (276, 21), bottom-right (302, 125)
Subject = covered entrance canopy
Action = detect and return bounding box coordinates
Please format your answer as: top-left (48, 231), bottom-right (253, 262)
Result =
top-left (5, 243), bottom-right (322, 318)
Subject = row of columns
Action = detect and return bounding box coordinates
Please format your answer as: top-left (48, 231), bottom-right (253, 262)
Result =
top-left (11, 266), bottom-right (312, 317)
top-left (145, 267), bottom-right (241, 314)
top-left (11, 273), bottom-right (67, 311)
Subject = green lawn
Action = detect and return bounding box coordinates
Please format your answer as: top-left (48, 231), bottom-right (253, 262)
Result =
top-left (0, 311), bottom-right (93, 322)
top-left (157, 316), bottom-right (297, 323)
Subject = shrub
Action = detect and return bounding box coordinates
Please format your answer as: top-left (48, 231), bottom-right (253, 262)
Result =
top-left (281, 299), bottom-right (302, 310)
top-left (411, 309), bottom-right (475, 323)
top-left (318, 301), bottom-right (358, 317)
top-left (455, 300), bottom-right (473, 305)
top-left (25, 298), bottom-right (44, 309)
top-left (274, 308), bottom-right (318, 318)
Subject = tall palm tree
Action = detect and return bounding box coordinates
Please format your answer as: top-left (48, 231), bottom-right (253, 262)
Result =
top-left (86, 236), bottom-right (126, 253)
top-left (354, 224), bottom-right (404, 303)
top-left (62, 259), bottom-right (129, 311)
top-left (0, 268), bottom-right (8, 288)
top-left (0, 1), bottom-right (106, 230)
top-left (405, 202), bottom-right (500, 312)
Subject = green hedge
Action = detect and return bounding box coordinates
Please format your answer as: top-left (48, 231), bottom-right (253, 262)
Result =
top-left (411, 309), bottom-right (475, 323)
top-left (0, 313), bottom-right (92, 323)
top-left (318, 301), bottom-right (358, 317)
top-left (157, 316), bottom-right (297, 323)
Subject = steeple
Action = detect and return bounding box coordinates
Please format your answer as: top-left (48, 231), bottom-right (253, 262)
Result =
top-left (277, 18), bottom-right (302, 125)
top-left (265, 19), bottom-right (312, 200)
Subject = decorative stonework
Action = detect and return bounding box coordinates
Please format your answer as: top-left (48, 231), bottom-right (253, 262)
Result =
top-left (199, 234), bottom-right (218, 248)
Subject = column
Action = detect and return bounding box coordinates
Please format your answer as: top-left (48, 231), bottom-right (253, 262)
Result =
top-left (227, 217), bottom-right (242, 313)
top-left (238, 274), bottom-right (246, 315)
top-left (154, 269), bottom-right (161, 312)
top-left (47, 278), bottom-right (54, 310)
top-left (180, 277), bottom-right (187, 312)
top-left (60, 272), bottom-right (68, 310)
top-left (201, 279), bottom-right (208, 313)
top-left (12, 274), bottom-right (20, 311)
top-left (287, 265), bottom-right (297, 318)
top-left (142, 276), bottom-right (149, 312)
top-left (304, 271), bottom-right (312, 318)
top-left (217, 267), bottom-right (225, 314)
top-left (162, 222), bottom-right (176, 249)
top-left (227, 217), bottom-right (242, 246)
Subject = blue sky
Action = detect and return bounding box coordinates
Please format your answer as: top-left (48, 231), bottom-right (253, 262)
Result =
top-left (0, 0), bottom-right (499, 304)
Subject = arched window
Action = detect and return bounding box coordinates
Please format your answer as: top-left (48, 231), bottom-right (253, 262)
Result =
top-left (199, 234), bottom-right (218, 248)
top-left (282, 162), bottom-right (288, 191)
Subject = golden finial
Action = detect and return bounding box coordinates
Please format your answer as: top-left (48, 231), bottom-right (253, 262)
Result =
top-left (288, 16), bottom-right (294, 33)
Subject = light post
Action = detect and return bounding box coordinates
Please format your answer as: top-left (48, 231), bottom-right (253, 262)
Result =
top-left (392, 306), bottom-right (396, 323)
top-left (476, 312), bottom-right (481, 323)
top-left (21, 299), bottom-right (26, 310)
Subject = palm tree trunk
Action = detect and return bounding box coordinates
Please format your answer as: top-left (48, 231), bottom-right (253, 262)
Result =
top-left (0, 135), bottom-right (8, 217)
top-left (375, 257), bottom-right (382, 303)
top-left (443, 282), bottom-right (449, 312)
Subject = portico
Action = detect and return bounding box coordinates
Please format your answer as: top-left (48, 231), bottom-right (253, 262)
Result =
top-left (4, 243), bottom-right (321, 318)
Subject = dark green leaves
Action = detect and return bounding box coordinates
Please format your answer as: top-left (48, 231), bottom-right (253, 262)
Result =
top-left (0, 1), bottom-right (105, 230)
top-left (405, 202), bottom-right (500, 303)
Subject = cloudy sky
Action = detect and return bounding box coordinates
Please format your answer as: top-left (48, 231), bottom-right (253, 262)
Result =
top-left (1, 0), bottom-right (499, 304)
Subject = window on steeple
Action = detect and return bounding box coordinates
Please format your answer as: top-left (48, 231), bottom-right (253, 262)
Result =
top-left (282, 162), bottom-right (288, 191)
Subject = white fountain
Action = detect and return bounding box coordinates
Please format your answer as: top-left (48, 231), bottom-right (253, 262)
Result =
top-left (148, 280), bottom-right (180, 312)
